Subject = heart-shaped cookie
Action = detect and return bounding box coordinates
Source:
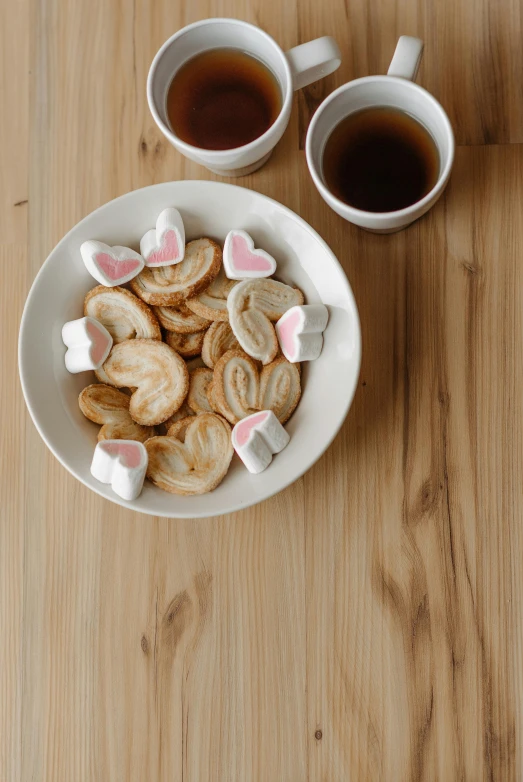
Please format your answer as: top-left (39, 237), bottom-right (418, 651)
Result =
top-left (102, 339), bottom-right (189, 425)
top-left (153, 302), bottom-right (210, 334)
top-left (140, 207), bottom-right (185, 267)
top-left (210, 349), bottom-right (301, 424)
top-left (129, 237), bottom-right (222, 305)
top-left (185, 266), bottom-right (237, 322)
top-left (165, 329), bottom-right (207, 358)
top-left (79, 384), bottom-right (155, 442)
top-left (187, 368), bottom-right (213, 414)
top-left (227, 279), bottom-right (304, 364)
top-left (81, 241), bottom-right (144, 287)
top-left (201, 321), bottom-right (240, 368)
top-left (84, 285), bottom-right (161, 343)
top-left (223, 230), bottom-right (277, 279)
top-left (145, 413), bottom-right (233, 495)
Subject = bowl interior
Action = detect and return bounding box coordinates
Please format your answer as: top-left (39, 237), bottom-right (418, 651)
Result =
top-left (19, 181), bottom-right (361, 517)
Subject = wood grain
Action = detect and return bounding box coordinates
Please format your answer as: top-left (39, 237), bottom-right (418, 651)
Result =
top-left (2, 0), bottom-right (523, 780)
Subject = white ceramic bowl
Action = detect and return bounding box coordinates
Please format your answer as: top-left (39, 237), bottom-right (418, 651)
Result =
top-left (19, 181), bottom-right (361, 517)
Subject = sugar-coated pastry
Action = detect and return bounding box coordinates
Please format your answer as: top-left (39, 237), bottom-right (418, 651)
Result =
top-left (275, 304), bottom-right (328, 362)
top-left (129, 237), bottom-right (222, 305)
top-left (201, 321), bottom-right (240, 368)
top-left (185, 356), bottom-right (206, 371)
top-left (80, 240), bottom-right (144, 286)
top-left (91, 439), bottom-right (148, 501)
top-left (187, 368), bottom-right (213, 414)
top-left (62, 316), bottom-right (113, 374)
top-left (145, 413), bottom-right (233, 495)
top-left (102, 338), bottom-right (189, 425)
top-left (165, 329), bottom-right (206, 358)
top-left (163, 402), bottom-right (195, 431)
top-left (258, 356), bottom-right (301, 424)
top-left (79, 384), bottom-right (154, 442)
top-left (166, 416), bottom-right (195, 441)
top-left (232, 410), bottom-right (290, 474)
top-left (185, 266), bottom-right (237, 322)
top-left (227, 278), bottom-right (304, 364)
top-left (84, 285), bottom-right (161, 343)
top-left (140, 207), bottom-right (185, 267)
top-left (210, 350), bottom-right (259, 423)
top-left (223, 230), bottom-right (277, 280)
top-left (210, 349), bottom-right (301, 425)
top-left (153, 302), bottom-right (210, 334)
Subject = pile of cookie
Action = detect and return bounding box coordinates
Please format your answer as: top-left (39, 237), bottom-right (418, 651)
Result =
top-left (62, 208), bottom-right (328, 501)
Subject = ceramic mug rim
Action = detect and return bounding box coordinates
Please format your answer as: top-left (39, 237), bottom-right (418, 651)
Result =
top-left (305, 75), bottom-right (456, 221)
top-left (147, 17), bottom-right (294, 160)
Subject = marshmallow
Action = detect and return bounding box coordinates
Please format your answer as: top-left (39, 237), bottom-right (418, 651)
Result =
top-left (140, 207), bottom-right (185, 267)
top-left (91, 439), bottom-right (148, 501)
top-left (80, 240), bottom-right (144, 286)
top-left (231, 410), bottom-right (290, 474)
top-left (223, 230), bottom-right (277, 280)
top-left (62, 316), bottom-right (113, 374)
top-left (275, 304), bottom-right (329, 363)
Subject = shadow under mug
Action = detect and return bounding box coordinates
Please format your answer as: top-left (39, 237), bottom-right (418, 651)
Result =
top-left (148, 18), bottom-right (341, 177)
top-left (306, 36), bottom-right (455, 233)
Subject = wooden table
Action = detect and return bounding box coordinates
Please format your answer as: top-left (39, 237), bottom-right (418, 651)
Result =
top-left (2, 0), bottom-right (522, 780)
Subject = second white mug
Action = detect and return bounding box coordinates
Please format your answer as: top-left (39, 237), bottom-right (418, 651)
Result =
top-left (148, 18), bottom-right (341, 177)
top-left (306, 36), bottom-right (455, 233)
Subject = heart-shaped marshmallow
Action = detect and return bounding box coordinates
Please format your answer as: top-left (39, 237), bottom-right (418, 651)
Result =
top-left (232, 410), bottom-right (290, 474)
top-left (223, 230), bottom-right (277, 280)
top-left (91, 439), bottom-right (148, 501)
top-left (275, 304), bottom-right (329, 363)
top-left (62, 316), bottom-right (113, 373)
top-left (81, 240), bottom-right (144, 286)
top-left (140, 207), bottom-right (185, 267)
top-left (145, 413), bottom-right (233, 495)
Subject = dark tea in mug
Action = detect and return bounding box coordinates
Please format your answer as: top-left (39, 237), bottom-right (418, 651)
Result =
top-left (322, 107), bottom-right (440, 212)
top-left (167, 49), bottom-right (282, 151)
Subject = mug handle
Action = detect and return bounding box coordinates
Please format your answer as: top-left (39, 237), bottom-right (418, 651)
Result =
top-left (387, 36), bottom-right (424, 81)
top-left (285, 36), bottom-right (341, 91)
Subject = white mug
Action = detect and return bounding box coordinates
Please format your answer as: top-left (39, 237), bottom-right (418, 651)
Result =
top-left (306, 36), bottom-right (455, 233)
top-left (148, 18), bottom-right (341, 177)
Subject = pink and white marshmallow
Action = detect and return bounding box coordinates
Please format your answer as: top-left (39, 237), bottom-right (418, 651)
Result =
top-left (62, 316), bottom-right (113, 374)
top-left (223, 230), bottom-right (277, 280)
top-left (275, 304), bottom-right (329, 363)
top-left (90, 439), bottom-right (148, 501)
top-left (80, 240), bottom-right (144, 286)
top-left (231, 410), bottom-right (290, 474)
top-left (140, 207), bottom-right (185, 267)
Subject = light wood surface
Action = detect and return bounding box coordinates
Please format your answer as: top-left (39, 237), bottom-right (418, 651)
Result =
top-left (2, 0), bottom-right (523, 780)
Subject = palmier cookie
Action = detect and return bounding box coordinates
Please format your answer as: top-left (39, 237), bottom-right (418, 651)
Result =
top-left (185, 266), bottom-right (237, 322)
top-left (163, 403), bottom-right (195, 431)
top-left (79, 384), bottom-right (154, 442)
top-left (84, 285), bottom-right (161, 344)
top-left (129, 237), bottom-right (222, 306)
top-left (153, 302), bottom-right (210, 334)
top-left (201, 321), bottom-right (240, 368)
top-left (165, 329), bottom-right (206, 358)
top-left (102, 339), bottom-right (189, 426)
top-left (145, 413), bottom-right (233, 495)
top-left (227, 279), bottom-right (304, 364)
top-left (210, 349), bottom-right (301, 425)
top-left (187, 368), bottom-right (213, 414)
